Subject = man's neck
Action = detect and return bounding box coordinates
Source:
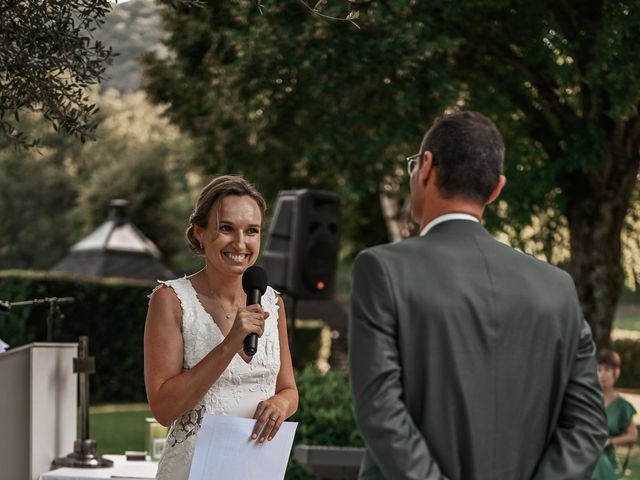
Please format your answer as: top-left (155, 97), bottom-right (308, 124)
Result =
top-left (420, 213), bottom-right (479, 236)
top-left (419, 201), bottom-right (484, 231)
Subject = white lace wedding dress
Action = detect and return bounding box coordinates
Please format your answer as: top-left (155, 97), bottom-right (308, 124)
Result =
top-left (153, 277), bottom-right (281, 480)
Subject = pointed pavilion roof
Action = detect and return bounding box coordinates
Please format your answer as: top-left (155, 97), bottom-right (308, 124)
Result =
top-left (51, 199), bottom-right (174, 281)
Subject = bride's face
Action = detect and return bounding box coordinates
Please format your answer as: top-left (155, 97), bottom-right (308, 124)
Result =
top-left (196, 195), bottom-right (262, 277)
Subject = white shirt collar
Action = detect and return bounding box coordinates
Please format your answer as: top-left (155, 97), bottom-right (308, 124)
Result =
top-left (419, 213), bottom-right (479, 236)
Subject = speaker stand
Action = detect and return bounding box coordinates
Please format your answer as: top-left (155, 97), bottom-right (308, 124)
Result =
top-left (53, 336), bottom-right (112, 468)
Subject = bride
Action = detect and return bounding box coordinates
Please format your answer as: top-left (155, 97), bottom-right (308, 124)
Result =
top-left (144, 175), bottom-right (298, 480)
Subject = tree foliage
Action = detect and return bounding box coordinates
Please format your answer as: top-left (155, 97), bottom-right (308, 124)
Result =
top-left (0, 147), bottom-right (76, 269)
top-left (0, 0), bottom-right (116, 148)
top-left (410, 0), bottom-right (640, 348)
top-left (73, 90), bottom-right (199, 272)
top-left (0, 90), bottom-right (197, 272)
top-left (0, 0), bottom-right (204, 148)
top-left (144, 0), bottom-right (449, 252)
top-left (144, 0), bottom-right (640, 347)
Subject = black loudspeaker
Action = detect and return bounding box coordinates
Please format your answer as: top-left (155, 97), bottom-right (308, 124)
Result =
top-left (261, 189), bottom-right (341, 300)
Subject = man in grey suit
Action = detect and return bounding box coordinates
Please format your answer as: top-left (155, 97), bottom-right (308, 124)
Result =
top-left (349, 111), bottom-right (607, 480)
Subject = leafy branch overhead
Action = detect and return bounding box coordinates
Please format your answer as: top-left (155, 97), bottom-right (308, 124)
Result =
top-left (0, 0), bottom-right (116, 148)
top-left (0, 0), bottom-right (204, 149)
top-left (296, 0), bottom-right (364, 28)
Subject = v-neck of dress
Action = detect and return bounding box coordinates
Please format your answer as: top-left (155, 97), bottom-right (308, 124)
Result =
top-left (605, 394), bottom-right (622, 410)
top-left (186, 278), bottom-right (253, 364)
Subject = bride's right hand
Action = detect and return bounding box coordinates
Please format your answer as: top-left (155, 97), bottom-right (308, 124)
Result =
top-left (223, 304), bottom-right (269, 350)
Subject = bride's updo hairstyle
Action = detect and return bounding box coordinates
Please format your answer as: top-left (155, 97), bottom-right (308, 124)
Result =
top-left (186, 175), bottom-right (267, 255)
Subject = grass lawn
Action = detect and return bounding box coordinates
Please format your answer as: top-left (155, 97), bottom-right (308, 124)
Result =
top-left (616, 305), bottom-right (640, 332)
top-left (90, 403), bottom-right (152, 454)
top-left (623, 447), bottom-right (640, 479)
top-left (90, 404), bottom-right (640, 478)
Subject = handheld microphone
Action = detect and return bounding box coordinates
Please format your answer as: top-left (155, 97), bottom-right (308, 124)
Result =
top-left (241, 266), bottom-right (268, 356)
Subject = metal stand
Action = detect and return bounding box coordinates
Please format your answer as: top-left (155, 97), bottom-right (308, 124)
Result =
top-left (2, 296), bottom-right (74, 341)
top-left (52, 336), bottom-right (113, 468)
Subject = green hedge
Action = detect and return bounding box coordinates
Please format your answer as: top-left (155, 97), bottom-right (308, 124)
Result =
top-left (291, 321), bottom-right (325, 369)
top-left (0, 270), bottom-right (153, 403)
top-left (287, 367), bottom-right (363, 479)
top-left (0, 270), bottom-right (328, 404)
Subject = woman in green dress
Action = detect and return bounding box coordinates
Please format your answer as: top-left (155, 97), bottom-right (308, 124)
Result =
top-left (592, 349), bottom-right (637, 480)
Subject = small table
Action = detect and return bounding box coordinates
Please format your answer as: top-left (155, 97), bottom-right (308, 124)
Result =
top-left (39, 455), bottom-right (158, 480)
top-left (293, 445), bottom-right (364, 479)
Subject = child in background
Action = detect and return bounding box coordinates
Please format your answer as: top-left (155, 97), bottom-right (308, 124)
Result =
top-left (592, 349), bottom-right (638, 480)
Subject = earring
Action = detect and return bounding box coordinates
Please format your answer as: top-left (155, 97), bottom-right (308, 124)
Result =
top-left (200, 241), bottom-right (204, 251)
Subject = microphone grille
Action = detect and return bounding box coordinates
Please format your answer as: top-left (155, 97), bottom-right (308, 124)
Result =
top-left (242, 266), bottom-right (268, 294)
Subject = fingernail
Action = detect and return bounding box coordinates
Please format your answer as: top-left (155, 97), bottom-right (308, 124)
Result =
top-left (268, 436), bottom-right (272, 441)
top-left (251, 434), bottom-right (257, 439)
top-left (259, 437), bottom-right (265, 443)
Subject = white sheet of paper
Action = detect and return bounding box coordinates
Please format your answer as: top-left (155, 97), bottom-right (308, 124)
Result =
top-left (0, 338), bottom-right (8, 352)
top-left (110, 462), bottom-right (157, 479)
top-left (188, 414), bottom-right (297, 480)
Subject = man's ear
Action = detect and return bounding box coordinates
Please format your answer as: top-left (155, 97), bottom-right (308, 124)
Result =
top-left (418, 150), bottom-right (436, 188)
top-left (486, 175), bottom-right (507, 205)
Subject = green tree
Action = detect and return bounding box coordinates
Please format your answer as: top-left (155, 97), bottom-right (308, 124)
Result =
top-left (417, 0), bottom-right (640, 351)
top-left (0, 90), bottom-right (197, 273)
top-left (0, 0), bottom-right (115, 147)
top-left (0, 0), bottom-right (202, 148)
top-left (73, 90), bottom-right (199, 273)
top-left (0, 141), bottom-right (77, 269)
top-left (143, 0), bottom-right (640, 348)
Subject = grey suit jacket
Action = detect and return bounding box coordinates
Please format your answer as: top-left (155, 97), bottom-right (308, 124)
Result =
top-left (349, 220), bottom-right (607, 480)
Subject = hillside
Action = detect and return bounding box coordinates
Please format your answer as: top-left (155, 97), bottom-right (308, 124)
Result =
top-left (94, 0), bottom-right (168, 93)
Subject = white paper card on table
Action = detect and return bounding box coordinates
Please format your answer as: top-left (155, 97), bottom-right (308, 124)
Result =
top-left (187, 414), bottom-right (297, 480)
top-left (110, 462), bottom-right (157, 479)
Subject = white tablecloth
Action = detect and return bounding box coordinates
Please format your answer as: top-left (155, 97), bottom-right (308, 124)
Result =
top-left (38, 455), bottom-right (157, 480)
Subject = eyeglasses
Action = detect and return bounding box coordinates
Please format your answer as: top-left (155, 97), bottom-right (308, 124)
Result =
top-left (405, 152), bottom-right (438, 175)
top-left (405, 153), bottom-right (421, 175)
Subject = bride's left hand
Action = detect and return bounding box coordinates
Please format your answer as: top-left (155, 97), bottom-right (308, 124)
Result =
top-left (251, 396), bottom-right (289, 443)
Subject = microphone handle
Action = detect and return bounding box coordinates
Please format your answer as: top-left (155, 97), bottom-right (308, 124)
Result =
top-left (243, 288), bottom-right (262, 356)
top-left (243, 333), bottom-right (258, 356)
top-left (246, 289), bottom-right (261, 306)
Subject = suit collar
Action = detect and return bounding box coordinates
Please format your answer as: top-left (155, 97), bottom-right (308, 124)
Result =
top-left (422, 217), bottom-right (491, 237)
top-left (419, 213), bottom-right (479, 236)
